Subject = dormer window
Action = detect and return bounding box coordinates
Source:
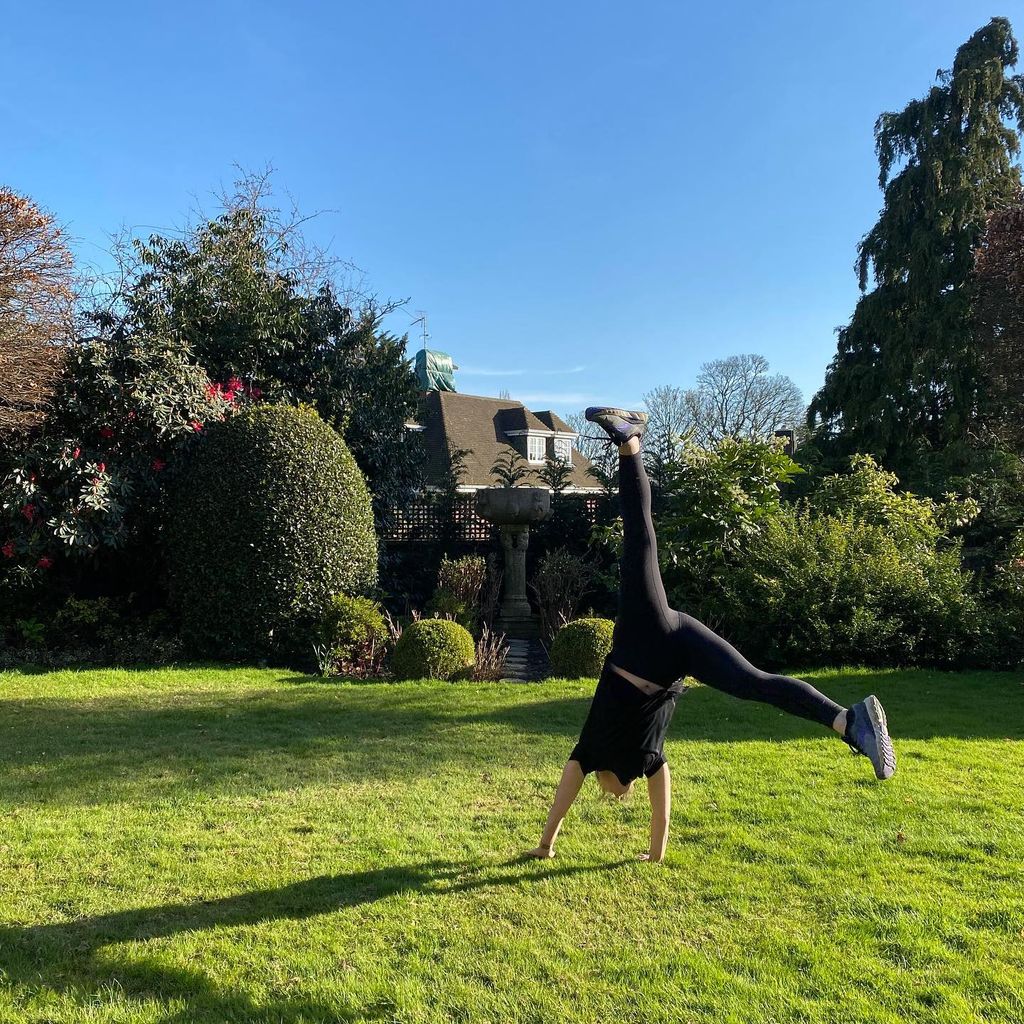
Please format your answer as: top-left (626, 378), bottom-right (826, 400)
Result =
top-left (527, 435), bottom-right (547, 463)
top-left (553, 437), bottom-right (572, 465)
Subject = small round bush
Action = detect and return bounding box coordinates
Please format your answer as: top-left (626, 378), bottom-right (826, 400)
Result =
top-left (165, 404), bottom-right (377, 660)
top-left (391, 618), bottom-right (475, 680)
top-left (320, 594), bottom-right (389, 661)
top-left (549, 617), bottom-right (615, 678)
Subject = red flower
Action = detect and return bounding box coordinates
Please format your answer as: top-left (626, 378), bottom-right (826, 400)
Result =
top-left (72, 447), bottom-right (81, 459)
top-left (249, 386), bottom-right (262, 400)
top-left (37, 556), bottom-right (53, 570)
top-left (99, 426), bottom-right (114, 439)
top-left (2, 542), bottom-right (14, 559)
top-left (191, 420), bottom-right (203, 433)
top-left (152, 458), bottom-right (167, 472)
top-left (29, 471), bottom-right (38, 483)
top-left (20, 503), bottom-right (36, 522)
top-left (227, 376), bottom-right (243, 392)
top-left (205, 383), bottom-right (221, 400)
top-left (128, 410), bottom-right (138, 421)
top-left (96, 462), bottom-right (106, 474)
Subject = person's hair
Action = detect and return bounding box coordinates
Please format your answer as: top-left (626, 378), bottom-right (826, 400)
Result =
top-left (595, 770), bottom-right (633, 799)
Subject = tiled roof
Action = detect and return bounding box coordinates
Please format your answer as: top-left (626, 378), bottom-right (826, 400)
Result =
top-left (413, 391), bottom-right (600, 490)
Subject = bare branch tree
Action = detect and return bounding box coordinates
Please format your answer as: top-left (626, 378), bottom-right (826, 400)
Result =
top-left (0, 187), bottom-right (76, 434)
top-left (642, 384), bottom-right (697, 463)
top-left (688, 354), bottom-right (804, 445)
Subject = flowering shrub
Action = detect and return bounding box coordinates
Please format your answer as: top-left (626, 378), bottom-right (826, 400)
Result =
top-left (164, 404), bottom-right (377, 661)
top-left (0, 332), bottom-right (244, 588)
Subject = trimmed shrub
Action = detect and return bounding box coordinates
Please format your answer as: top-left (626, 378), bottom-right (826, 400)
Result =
top-left (550, 617), bottom-right (615, 678)
top-left (391, 618), bottom-right (475, 680)
top-left (165, 404), bottom-right (377, 661)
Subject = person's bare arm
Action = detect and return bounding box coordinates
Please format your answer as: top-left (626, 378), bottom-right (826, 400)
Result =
top-left (524, 760), bottom-right (586, 858)
top-left (640, 761), bottom-right (671, 862)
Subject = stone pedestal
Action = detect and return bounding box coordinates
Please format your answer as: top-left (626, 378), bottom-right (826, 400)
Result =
top-left (475, 487), bottom-right (551, 639)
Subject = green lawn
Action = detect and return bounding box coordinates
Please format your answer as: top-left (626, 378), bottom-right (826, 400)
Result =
top-left (0, 665), bottom-right (1022, 1024)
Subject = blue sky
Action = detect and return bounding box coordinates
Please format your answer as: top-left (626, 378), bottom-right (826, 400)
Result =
top-left (3, 1), bottom-right (1015, 416)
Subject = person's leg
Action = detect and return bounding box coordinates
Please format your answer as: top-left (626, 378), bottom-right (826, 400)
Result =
top-left (674, 613), bottom-right (844, 730)
top-left (615, 437), bottom-right (674, 625)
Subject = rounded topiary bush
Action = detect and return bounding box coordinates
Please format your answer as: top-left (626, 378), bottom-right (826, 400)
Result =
top-left (320, 594), bottom-right (390, 661)
top-left (549, 617), bottom-right (615, 678)
top-left (165, 404), bottom-right (377, 660)
top-left (391, 618), bottom-right (475, 680)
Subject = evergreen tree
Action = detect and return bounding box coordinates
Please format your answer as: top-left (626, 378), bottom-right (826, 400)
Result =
top-left (808, 18), bottom-right (1024, 473)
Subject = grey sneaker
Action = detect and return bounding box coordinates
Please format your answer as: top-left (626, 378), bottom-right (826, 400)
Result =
top-left (844, 695), bottom-right (896, 780)
top-left (585, 407), bottom-right (648, 445)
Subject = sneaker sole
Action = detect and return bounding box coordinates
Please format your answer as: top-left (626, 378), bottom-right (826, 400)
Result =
top-left (864, 694), bottom-right (896, 780)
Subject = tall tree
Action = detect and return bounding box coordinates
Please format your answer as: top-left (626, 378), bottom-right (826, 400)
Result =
top-left (94, 180), bottom-right (422, 531)
top-left (0, 188), bottom-right (75, 436)
top-left (974, 196), bottom-right (1024, 449)
top-left (808, 18), bottom-right (1024, 470)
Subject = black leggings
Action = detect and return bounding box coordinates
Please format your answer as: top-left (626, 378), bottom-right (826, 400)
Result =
top-left (607, 451), bottom-right (842, 729)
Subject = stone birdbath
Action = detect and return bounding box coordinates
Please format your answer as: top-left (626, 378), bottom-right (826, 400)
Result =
top-left (475, 487), bottom-right (551, 636)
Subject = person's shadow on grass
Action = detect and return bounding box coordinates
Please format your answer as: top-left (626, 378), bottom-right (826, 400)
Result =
top-left (0, 856), bottom-right (627, 1022)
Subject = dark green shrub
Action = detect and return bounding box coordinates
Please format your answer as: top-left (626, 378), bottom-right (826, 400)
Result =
top-left (549, 617), bottom-right (614, 678)
top-left (52, 596), bottom-right (122, 648)
top-left (391, 618), bottom-right (475, 680)
top-left (319, 594), bottom-right (389, 663)
top-left (165, 404), bottom-right (377, 661)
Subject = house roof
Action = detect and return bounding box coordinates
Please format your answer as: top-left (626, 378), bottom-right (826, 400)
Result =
top-left (414, 390), bottom-right (600, 491)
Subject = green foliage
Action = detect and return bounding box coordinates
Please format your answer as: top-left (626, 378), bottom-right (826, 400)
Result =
top-left (490, 449), bottom-right (531, 487)
top-left (122, 199), bottom-right (423, 532)
top-left (716, 507), bottom-right (981, 669)
top-left (805, 454), bottom-right (979, 550)
top-left (0, 333), bottom-right (229, 579)
top-left (809, 18), bottom-right (1024, 470)
top-left (549, 617), bottom-right (614, 679)
top-left (537, 457), bottom-right (572, 494)
top-left (165, 404), bottom-right (377, 661)
top-left (654, 434), bottom-right (804, 609)
top-left (427, 555), bottom-right (487, 632)
top-left (391, 618), bottom-right (475, 680)
top-left (319, 594), bottom-right (389, 663)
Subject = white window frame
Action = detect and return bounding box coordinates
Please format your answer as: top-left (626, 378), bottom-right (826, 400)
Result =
top-left (527, 434), bottom-right (547, 463)
top-left (553, 437), bottom-right (573, 465)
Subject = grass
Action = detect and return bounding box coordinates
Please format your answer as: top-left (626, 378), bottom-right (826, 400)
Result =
top-left (0, 664), bottom-right (1022, 1023)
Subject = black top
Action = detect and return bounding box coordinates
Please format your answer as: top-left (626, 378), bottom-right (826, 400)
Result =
top-left (569, 662), bottom-right (683, 786)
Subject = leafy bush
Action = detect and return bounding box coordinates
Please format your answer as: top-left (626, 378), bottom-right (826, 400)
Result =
top-left (549, 617), bottom-right (614, 678)
top-left (165, 404), bottom-right (377, 661)
top-left (316, 594), bottom-right (390, 676)
top-left (427, 555), bottom-right (487, 632)
top-left (391, 618), bottom-right (475, 680)
top-left (713, 507), bottom-right (981, 669)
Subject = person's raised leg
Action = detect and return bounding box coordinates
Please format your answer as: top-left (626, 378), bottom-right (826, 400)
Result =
top-left (675, 614), bottom-right (896, 779)
top-left (585, 408), bottom-right (673, 631)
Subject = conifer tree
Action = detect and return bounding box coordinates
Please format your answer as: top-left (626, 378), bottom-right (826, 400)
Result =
top-left (808, 18), bottom-right (1024, 471)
